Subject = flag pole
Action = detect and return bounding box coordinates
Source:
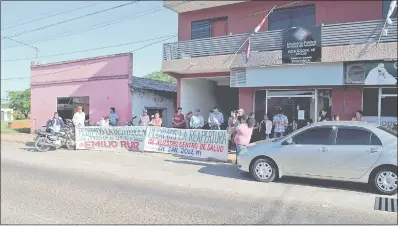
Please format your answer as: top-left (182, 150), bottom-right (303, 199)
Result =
top-left (377, 19), bottom-right (389, 44)
top-left (377, 0), bottom-right (397, 44)
top-left (222, 5), bottom-right (276, 66)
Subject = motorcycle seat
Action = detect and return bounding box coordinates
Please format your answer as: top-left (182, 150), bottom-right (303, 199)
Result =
top-left (38, 131), bottom-right (53, 136)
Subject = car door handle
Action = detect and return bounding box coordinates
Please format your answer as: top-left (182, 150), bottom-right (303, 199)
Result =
top-left (319, 147), bottom-right (328, 152)
top-left (367, 148), bottom-right (379, 153)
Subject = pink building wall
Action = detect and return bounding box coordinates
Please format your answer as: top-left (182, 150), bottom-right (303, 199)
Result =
top-left (178, 0), bottom-right (382, 41)
top-left (30, 53), bottom-right (132, 132)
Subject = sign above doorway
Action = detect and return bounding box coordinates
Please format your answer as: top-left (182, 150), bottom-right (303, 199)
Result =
top-left (345, 61), bottom-right (398, 85)
top-left (282, 26), bottom-right (322, 64)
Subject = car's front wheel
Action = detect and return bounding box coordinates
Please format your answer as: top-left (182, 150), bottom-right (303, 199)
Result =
top-left (373, 168), bottom-right (398, 195)
top-left (250, 158), bottom-right (277, 182)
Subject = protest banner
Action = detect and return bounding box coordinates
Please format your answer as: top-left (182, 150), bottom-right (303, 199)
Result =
top-left (76, 126), bottom-right (146, 151)
top-left (144, 126), bottom-right (229, 161)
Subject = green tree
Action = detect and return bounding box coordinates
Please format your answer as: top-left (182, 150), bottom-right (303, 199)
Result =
top-left (144, 71), bottom-right (176, 84)
top-left (7, 88), bottom-right (30, 119)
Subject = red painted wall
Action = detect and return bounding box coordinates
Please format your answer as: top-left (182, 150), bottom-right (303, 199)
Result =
top-left (332, 87), bottom-right (363, 120)
top-left (178, 1), bottom-right (382, 41)
top-left (239, 88), bottom-right (254, 114)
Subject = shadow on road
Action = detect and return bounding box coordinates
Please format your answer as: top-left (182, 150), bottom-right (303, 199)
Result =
top-left (275, 176), bottom-right (370, 194)
top-left (20, 142), bottom-right (37, 152)
top-left (165, 159), bottom-right (371, 194)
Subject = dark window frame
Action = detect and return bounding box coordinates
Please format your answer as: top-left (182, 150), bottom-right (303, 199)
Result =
top-left (282, 125), bottom-right (335, 145)
top-left (382, 0), bottom-right (398, 19)
top-left (268, 4), bottom-right (316, 31)
top-left (191, 16), bottom-right (228, 40)
top-left (334, 126), bottom-right (381, 146)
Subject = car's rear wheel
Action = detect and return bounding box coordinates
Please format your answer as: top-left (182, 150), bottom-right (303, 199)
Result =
top-left (250, 158), bottom-right (277, 182)
top-left (373, 168), bottom-right (397, 195)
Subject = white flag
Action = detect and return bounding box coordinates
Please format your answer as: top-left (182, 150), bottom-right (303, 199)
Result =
top-left (386, 0), bottom-right (397, 25)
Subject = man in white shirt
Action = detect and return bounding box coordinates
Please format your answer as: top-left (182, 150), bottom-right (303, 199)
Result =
top-left (73, 105), bottom-right (86, 127)
top-left (190, 109), bottom-right (204, 129)
top-left (208, 107), bottom-right (224, 130)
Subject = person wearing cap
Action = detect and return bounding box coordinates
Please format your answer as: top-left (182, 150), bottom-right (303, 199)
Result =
top-left (190, 109), bottom-right (204, 129)
top-left (73, 105), bottom-right (86, 127)
top-left (139, 109), bottom-right (150, 126)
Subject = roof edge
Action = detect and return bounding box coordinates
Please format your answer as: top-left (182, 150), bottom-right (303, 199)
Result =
top-left (31, 52), bottom-right (132, 69)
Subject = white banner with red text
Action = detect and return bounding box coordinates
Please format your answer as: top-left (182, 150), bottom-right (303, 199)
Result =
top-left (75, 126), bottom-right (146, 151)
top-left (143, 126), bottom-right (228, 161)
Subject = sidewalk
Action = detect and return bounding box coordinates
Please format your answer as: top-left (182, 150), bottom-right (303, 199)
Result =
top-left (1, 133), bottom-right (34, 144)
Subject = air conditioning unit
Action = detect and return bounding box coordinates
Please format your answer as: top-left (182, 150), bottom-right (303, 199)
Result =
top-left (345, 63), bottom-right (365, 84)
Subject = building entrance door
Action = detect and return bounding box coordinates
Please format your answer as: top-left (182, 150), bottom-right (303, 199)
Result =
top-left (266, 90), bottom-right (316, 133)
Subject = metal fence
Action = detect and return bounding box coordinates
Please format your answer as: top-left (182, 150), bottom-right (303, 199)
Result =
top-left (163, 19), bottom-right (397, 60)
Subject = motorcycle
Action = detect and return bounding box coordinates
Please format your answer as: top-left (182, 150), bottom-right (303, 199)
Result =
top-left (34, 125), bottom-right (75, 151)
top-left (33, 125), bottom-right (47, 142)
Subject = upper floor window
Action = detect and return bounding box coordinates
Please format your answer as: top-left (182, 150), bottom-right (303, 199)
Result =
top-left (383, 0), bottom-right (397, 19)
top-left (268, 4), bottom-right (316, 31)
top-left (191, 17), bottom-right (228, 40)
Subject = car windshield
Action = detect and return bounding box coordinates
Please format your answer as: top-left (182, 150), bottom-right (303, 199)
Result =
top-left (377, 126), bottom-right (397, 137)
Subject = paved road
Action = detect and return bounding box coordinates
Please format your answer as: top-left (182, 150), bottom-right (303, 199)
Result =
top-left (1, 142), bottom-right (397, 224)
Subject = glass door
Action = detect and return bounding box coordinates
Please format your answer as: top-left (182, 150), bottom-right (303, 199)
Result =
top-left (266, 90), bottom-right (316, 133)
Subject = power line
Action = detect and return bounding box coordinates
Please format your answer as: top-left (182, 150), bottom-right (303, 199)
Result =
top-left (1, 1), bottom-right (190, 50)
top-left (3, 37), bottom-right (40, 58)
top-left (2, 35), bottom-right (177, 62)
top-left (3, 0), bottom-right (301, 51)
top-left (1, 1), bottom-right (139, 39)
top-left (1, 35), bottom-right (177, 81)
top-left (1, 0), bottom-right (303, 80)
top-left (1, 1), bottom-right (109, 31)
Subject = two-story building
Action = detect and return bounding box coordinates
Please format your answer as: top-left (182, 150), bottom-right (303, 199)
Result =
top-left (162, 0), bottom-right (397, 130)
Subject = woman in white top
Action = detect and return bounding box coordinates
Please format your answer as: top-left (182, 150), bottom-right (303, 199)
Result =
top-left (72, 106), bottom-right (86, 127)
top-left (190, 109), bottom-right (204, 129)
top-left (259, 114), bottom-right (273, 140)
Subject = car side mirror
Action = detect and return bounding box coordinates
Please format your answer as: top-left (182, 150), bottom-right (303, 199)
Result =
top-left (285, 138), bottom-right (293, 145)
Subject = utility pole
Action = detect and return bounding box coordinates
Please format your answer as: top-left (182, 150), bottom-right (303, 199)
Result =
top-left (3, 37), bottom-right (40, 58)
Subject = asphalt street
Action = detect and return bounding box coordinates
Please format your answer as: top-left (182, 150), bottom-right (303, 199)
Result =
top-left (1, 142), bottom-right (397, 224)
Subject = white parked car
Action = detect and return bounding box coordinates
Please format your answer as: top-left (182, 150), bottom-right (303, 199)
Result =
top-left (237, 121), bottom-right (398, 195)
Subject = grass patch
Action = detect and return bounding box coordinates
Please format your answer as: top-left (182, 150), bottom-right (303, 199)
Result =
top-left (1, 120), bottom-right (31, 134)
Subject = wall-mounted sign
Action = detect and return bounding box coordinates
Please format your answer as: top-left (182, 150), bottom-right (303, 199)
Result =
top-left (282, 26), bottom-right (322, 64)
top-left (345, 61), bottom-right (397, 85)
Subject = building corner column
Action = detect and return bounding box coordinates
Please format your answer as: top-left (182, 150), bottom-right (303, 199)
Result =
top-left (238, 88), bottom-right (254, 113)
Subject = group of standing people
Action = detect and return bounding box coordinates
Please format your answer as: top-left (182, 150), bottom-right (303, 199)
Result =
top-left (138, 109), bottom-right (162, 127)
top-left (171, 107), bottom-right (224, 130)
